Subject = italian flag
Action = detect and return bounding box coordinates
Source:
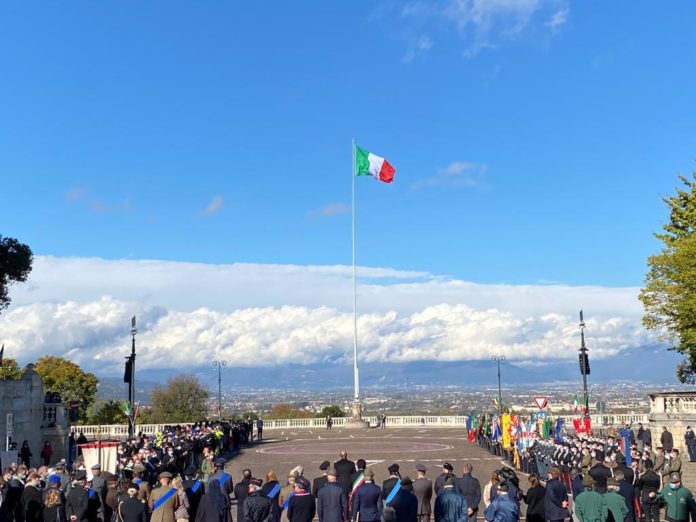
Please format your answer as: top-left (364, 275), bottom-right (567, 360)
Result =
top-left (355, 145), bottom-right (395, 183)
top-left (348, 471), bottom-right (365, 506)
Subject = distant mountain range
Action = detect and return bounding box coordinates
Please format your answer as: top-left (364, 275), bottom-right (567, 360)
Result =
top-left (95, 343), bottom-right (682, 401)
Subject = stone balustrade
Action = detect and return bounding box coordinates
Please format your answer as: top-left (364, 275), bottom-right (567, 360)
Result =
top-left (74, 413), bottom-right (649, 439)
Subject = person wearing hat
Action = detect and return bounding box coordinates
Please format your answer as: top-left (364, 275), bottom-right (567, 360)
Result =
top-left (66, 470), bottom-right (96, 522)
top-left (279, 472), bottom-right (297, 522)
top-left (287, 477), bottom-right (315, 522)
top-left (117, 482), bottom-right (147, 522)
top-left (90, 464), bottom-right (107, 521)
top-left (233, 469), bottom-right (252, 522)
top-left (148, 472), bottom-right (178, 522)
top-left (435, 476), bottom-right (468, 522)
top-left (352, 468), bottom-right (382, 522)
top-left (574, 475), bottom-right (604, 522)
top-left (104, 474), bottom-right (121, 522)
top-left (653, 473), bottom-right (696, 522)
top-left (132, 464), bottom-right (151, 505)
top-left (209, 458), bottom-right (234, 498)
top-left (483, 483), bottom-right (517, 522)
top-left (313, 461), bottom-right (331, 497)
top-left (434, 464), bottom-right (455, 497)
top-left (588, 451), bottom-right (611, 492)
top-left (412, 464), bottom-right (432, 522)
top-left (636, 459), bottom-right (660, 522)
top-left (244, 478), bottom-right (272, 522)
top-left (382, 464), bottom-right (401, 501)
top-left (316, 469), bottom-right (347, 522)
top-left (602, 477), bottom-right (628, 522)
top-left (389, 477), bottom-right (418, 522)
top-left (183, 465), bottom-right (205, 522)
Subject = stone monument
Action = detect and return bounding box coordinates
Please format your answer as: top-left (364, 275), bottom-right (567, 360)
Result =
top-left (344, 398), bottom-right (370, 429)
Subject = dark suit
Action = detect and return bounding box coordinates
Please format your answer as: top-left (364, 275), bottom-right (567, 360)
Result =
top-left (335, 460), bottom-right (357, 498)
top-left (661, 431), bottom-right (674, 453)
top-left (313, 475), bottom-right (329, 497)
top-left (588, 464), bottom-right (612, 490)
top-left (412, 478), bottom-right (432, 522)
top-left (455, 475), bottom-right (481, 522)
top-left (434, 475), bottom-right (455, 497)
top-left (352, 483), bottom-right (382, 522)
top-left (233, 480), bottom-right (250, 522)
top-left (316, 482), bottom-right (347, 522)
top-left (67, 486), bottom-right (90, 522)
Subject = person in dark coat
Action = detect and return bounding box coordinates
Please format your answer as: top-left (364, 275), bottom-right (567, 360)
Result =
top-left (195, 479), bottom-right (232, 522)
top-left (434, 464), bottom-right (456, 497)
top-left (570, 470), bottom-right (584, 500)
top-left (243, 479), bottom-right (272, 522)
top-left (614, 471), bottom-right (635, 522)
top-left (660, 427), bottom-right (674, 453)
top-left (233, 470), bottom-right (251, 522)
top-left (313, 462), bottom-right (330, 497)
top-left (316, 470), bottom-right (347, 522)
top-left (20, 442), bottom-right (33, 468)
top-left (66, 472), bottom-right (91, 522)
top-left (613, 457), bottom-right (634, 486)
top-left (543, 468), bottom-right (569, 522)
top-left (334, 452), bottom-right (356, 499)
top-left (390, 478), bottom-right (418, 522)
top-left (483, 484), bottom-right (518, 522)
top-left (43, 488), bottom-right (67, 522)
top-left (635, 460), bottom-right (660, 522)
top-left (259, 472), bottom-right (280, 522)
top-left (0, 477), bottom-right (17, 522)
top-left (183, 466), bottom-right (205, 522)
top-left (286, 477), bottom-right (314, 522)
top-left (522, 474), bottom-right (545, 522)
top-left (352, 469), bottom-right (382, 522)
top-left (382, 464), bottom-right (401, 501)
top-left (116, 484), bottom-right (147, 522)
top-left (455, 464), bottom-right (481, 522)
top-left (434, 477), bottom-right (467, 522)
top-left (209, 459), bottom-right (234, 499)
top-left (588, 452), bottom-right (612, 492)
top-left (21, 474), bottom-right (44, 522)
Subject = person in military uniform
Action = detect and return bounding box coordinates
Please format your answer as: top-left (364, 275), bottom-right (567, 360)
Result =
top-left (117, 483), bottom-right (147, 522)
top-left (90, 465), bottom-right (107, 522)
top-left (312, 462), bottom-right (330, 497)
top-left (209, 459), bottom-right (234, 499)
top-left (149, 472), bottom-right (179, 522)
top-left (574, 475), bottom-right (603, 522)
top-left (182, 465), bottom-right (205, 522)
top-left (381, 464), bottom-right (400, 500)
top-left (412, 464), bottom-right (432, 522)
top-left (67, 471), bottom-right (100, 522)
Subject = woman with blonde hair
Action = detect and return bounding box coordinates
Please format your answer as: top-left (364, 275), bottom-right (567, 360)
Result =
top-left (483, 470), bottom-right (499, 508)
top-left (173, 477), bottom-right (191, 522)
top-left (43, 488), bottom-right (67, 522)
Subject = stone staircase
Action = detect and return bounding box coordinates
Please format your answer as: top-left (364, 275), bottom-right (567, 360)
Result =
top-left (681, 461), bottom-right (696, 490)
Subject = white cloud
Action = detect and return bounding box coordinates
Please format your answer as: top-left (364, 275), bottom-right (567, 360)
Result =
top-left (545, 6), bottom-right (569, 34)
top-left (201, 196), bottom-right (224, 216)
top-left (402, 35), bottom-right (434, 63)
top-left (411, 161), bottom-right (486, 189)
top-left (308, 203), bottom-right (350, 218)
top-left (0, 256), bottom-right (654, 374)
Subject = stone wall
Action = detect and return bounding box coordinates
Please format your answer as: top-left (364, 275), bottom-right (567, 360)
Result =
top-left (649, 391), bottom-right (696, 453)
top-left (0, 364), bottom-right (68, 466)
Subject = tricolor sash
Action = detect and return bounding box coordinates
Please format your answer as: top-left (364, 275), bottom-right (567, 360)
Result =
top-left (385, 480), bottom-right (401, 505)
top-left (153, 488), bottom-right (177, 511)
top-left (266, 484), bottom-right (281, 499)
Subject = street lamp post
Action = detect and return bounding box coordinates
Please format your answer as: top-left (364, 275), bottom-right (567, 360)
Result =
top-left (212, 361), bottom-right (227, 420)
top-left (492, 355), bottom-right (505, 417)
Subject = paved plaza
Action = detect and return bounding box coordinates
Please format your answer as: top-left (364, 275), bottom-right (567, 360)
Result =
top-left (225, 426), bottom-right (509, 498)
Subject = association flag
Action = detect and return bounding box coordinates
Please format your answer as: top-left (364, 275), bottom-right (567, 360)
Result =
top-left (355, 145), bottom-right (395, 183)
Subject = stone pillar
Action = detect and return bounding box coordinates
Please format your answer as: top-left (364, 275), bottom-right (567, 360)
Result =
top-left (344, 398), bottom-right (370, 429)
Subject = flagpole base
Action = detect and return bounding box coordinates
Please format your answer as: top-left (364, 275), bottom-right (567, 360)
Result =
top-left (344, 399), bottom-right (371, 429)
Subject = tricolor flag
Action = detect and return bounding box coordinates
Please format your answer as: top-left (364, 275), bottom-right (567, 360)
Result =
top-left (355, 145), bottom-right (395, 183)
top-left (573, 394), bottom-right (579, 413)
top-left (348, 471), bottom-right (365, 507)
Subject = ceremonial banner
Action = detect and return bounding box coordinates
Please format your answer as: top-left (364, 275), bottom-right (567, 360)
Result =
top-left (501, 414), bottom-right (511, 448)
top-left (79, 442), bottom-right (119, 475)
top-left (618, 428), bottom-right (632, 467)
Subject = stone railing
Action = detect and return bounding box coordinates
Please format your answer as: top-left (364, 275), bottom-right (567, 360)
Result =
top-left (73, 413), bottom-right (648, 439)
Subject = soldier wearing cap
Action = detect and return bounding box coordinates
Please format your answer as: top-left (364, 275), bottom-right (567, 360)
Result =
top-left (636, 459), bottom-right (660, 522)
top-left (413, 464), bottom-right (432, 522)
top-left (602, 477), bottom-right (628, 522)
top-left (132, 464), bottom-right (150, 504)
top-left (390, 477), bottom-right (418, 522)
top-left (67, 470), bottom-right (100, 522)
top-left (352, 468), bottom-right (382, 522)
top-left (90, 464), bottom-right (107, 522)
top-left (382, 464), bottom-right (400, 500)
top-left (313, 461), bottom-right (330, 496)
top-left (317, 468), bottom-right (347, 522)
top-left (655, 473), bottom-right (696, 522)
top-left (149, 472), bottom-right (178, 522)
top-left (245, 478), bottom-right (272, 522)
top-left (434, 463), bottom-right (455, 497)
top-left (573, 476), bottom-right (603, 522)
top-left (183, 465), bottom-right (205, 522)
top-left (209, 457), bottom-right (234, 498)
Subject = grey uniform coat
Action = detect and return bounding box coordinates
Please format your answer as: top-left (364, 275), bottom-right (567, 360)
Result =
top-left (412, 478), bottom-right (433, 518)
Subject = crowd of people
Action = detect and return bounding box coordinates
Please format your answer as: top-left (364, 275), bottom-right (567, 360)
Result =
top-left (5, 419), bottom-right (696, 522)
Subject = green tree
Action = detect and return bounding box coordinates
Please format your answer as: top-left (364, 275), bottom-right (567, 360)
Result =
top-left (149, 375), bottom-right (210, 423)
top-left (0, 358), bottom-right (23, 380)
top-left (0, 236), bottom-right (33, 312)
top-left (87, 400), bottom-right (128, 425)
top-left (241, 411), bottom-right (259, 421)
top-left (35, 356), bottom-right (99, 421)
top-left (320, 405), bottom-right (346, 418)
top-left (640, 173), bottom-right (696, 383)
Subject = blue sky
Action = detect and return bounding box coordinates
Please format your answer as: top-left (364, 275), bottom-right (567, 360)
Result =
top-left (1, 1), bottom-right (695, 375)
top-left (2, 1), bottom-right (695, 286)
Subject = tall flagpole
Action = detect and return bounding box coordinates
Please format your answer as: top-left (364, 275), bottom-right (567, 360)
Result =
top-left (352, 138), bottom-right (359, 401)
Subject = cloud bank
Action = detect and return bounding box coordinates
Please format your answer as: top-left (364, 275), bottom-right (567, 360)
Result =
top-left (0, 256), bottom-right (652, 374)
